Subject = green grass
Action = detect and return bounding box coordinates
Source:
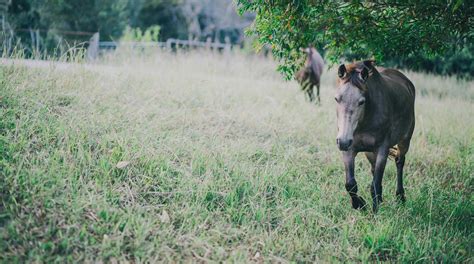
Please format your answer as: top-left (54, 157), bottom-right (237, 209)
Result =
top-left (1, 51), bottom-right (473, 262)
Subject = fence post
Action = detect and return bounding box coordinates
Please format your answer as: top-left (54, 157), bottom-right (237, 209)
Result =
top-left (87, 32), bottom-right (100, 61)
top-left (166, 38), bottom-right (173, 50)
top-left (35, 29), bottom-right (40, 54)
top-left (205, 37), bottom-right (212, 50)
top-left (224, 36), bottom-right (231, 54)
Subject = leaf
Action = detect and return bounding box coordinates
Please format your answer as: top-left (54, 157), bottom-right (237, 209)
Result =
top-left (116, 161), bottom-right (130, 169)
top-left (453, 0), bottom-right (463, 12)
top-left (160, 210), bottom-right (170, 223)
top-left (253, 251), bottom-right (262, 261)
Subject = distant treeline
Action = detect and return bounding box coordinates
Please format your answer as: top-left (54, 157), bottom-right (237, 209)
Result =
top-left (385, 44), bottom-right (474, 79)
top-left (345, 44), bottom-right (474, 79)
top-left (5, 0), bottom-right (253, 48)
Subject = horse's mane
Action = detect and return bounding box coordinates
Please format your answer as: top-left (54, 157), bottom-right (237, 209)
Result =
top-left (342, 60), bottom-right (377, 91)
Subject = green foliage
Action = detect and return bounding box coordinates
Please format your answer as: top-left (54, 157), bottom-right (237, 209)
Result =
top-left (132, 0), bottom-right (188, 40)
top-left (121, 25), bottom-right (161, 42)
top-left (237, 0), bottom-right (474, 79)
top-left (6, 0), bottom-right (187, 54)
top-left (8, 0), bottom-right (129, 40)
top-left (39, 0), bottom-right (129, 39)
top-left (6, 0), bottom-right (131, 57)
top-left (386, 43), bottom-right (474, 79)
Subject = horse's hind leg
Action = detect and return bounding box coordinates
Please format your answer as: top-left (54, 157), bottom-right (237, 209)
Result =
top-left (395, 155), bottom-right (406, 203)
top-left (308, 84), bottom-right (315, 102)
top-left (365, 152), bottom-right (376, 176)
top-left (395, 142), bottom-right (410, 203)
top-left (301, 81), bottom-right (312, 102)
top-left (316, 84), bottom-right (321, 104)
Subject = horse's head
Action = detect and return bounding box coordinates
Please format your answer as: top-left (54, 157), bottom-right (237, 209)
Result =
top-left (335, 60), bottom-right (374, 151)
top-left (300, 46), bottom-right (315, 67)
top-left (300, 46), bottom-right (313, 55)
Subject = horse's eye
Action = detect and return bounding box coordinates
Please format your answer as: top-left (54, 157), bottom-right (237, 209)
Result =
top-left (358, 99), bottom-right (366, 106)
top-left (335, 97), bottom-right (341, 103)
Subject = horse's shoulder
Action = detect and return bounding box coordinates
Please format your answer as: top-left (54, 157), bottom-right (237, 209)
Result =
top-left (379, 68), bottom-right (414, 88)
top-left (379, 68), bottom-right (407, 81)
top-left (377, 68), bottom-right (416, 103)
top-left (310, 49), bottom-right (324, 67)
top-left (378, 68), bottom-right (403, 79)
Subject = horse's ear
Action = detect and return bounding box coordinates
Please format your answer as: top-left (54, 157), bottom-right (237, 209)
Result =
top-left (338, 64), bottom-right (346, 78)
top-left (300, 47), bottom-right (310, 54)
top-left (362, 60), bottom-right (375, 80)
top-left (361, 67), bottom-right (369, 81)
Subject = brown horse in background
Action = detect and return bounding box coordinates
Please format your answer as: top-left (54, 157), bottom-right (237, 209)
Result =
top-left (334, 60), bottom-right (415, 212)
top-left (295, 47), bottom-right (324, 103)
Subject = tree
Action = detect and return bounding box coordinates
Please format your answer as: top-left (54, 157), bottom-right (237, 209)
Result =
top-left (180, 0), bottom-right (254, 43)
top-left (39, 0), bottom-right (129, 40)
top-left (7, 0), bottom-right (130, 54)
top-left (133, 0), bottom-right (188, 40)
top-left (237, 0), bottom-right (474, 78)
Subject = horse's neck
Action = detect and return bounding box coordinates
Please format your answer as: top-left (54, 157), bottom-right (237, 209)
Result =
top-left (364, 76), bottom-right (391, 125)
top-left (305, 56), bottom-right (313, 68)
top-left (306, 58), bottom-right (318, 74)
top-left (367, 72), bottom-right (389, 102)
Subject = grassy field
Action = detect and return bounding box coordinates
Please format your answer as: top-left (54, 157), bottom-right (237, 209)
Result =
top-left (1, 50), bottom-right (473, 262)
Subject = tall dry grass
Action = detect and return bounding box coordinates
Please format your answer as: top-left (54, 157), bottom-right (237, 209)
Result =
top-left (1, 49), bottom-right (473, 262)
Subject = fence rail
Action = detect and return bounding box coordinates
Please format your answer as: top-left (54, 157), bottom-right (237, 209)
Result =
top-left (98, 38), bottom-right (231, 51)
top-left (99, 41), bottom-right (166, 49)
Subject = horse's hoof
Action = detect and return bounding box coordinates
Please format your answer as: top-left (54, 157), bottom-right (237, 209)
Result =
top-left (396, 192), bottom-right (406, 204)
top-left (372, 198), bottom-right (383, 213)
top-left (351, 196), bottom-right (366, 210)
top-left (372, 205), bottom-right (378, 213)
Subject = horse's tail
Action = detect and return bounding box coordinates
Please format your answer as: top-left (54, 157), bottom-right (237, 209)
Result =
top-left (389, 145), bottom-right (399, 160)
top-left (300, 78), bottom-right (312, 91)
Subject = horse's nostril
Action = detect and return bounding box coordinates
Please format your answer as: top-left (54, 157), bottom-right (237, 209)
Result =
top-left (336, 139), bottom-right (353, 151)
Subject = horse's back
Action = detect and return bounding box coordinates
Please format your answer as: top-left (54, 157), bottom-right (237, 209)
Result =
top-left (378, 68), bottom-right (415, 108)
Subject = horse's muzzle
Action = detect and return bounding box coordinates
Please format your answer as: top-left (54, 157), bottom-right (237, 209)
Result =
top-left (337, 138), bottom-right (353, 151)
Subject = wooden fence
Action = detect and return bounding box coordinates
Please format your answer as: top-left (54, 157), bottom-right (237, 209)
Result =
top-left (86, 38), bottom-right (233, 60)
top-left (97, 38), bottom-right (232, 53)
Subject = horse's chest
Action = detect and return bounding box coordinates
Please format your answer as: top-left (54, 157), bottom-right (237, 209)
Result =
top-left (353, 133), bottom-right (379, 152)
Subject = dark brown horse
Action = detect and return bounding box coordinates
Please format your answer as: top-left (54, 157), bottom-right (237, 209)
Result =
top-left (295, 47), bottom-right (324, 103)
top-left (335, 60), bottom-right (415, 212)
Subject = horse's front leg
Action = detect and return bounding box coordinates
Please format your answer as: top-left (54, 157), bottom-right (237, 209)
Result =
top-left (343, 151), bottom-right (366, 210)
top-left (371, 146), bottom-right (390, 212)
